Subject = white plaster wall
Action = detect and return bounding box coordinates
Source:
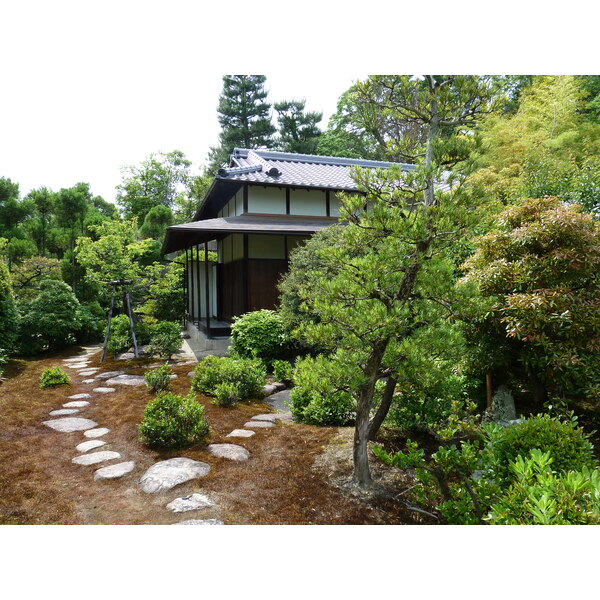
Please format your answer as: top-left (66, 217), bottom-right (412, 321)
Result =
top-left (248, 186), bottom-right (286, 214)
top-left (187, 260), bottom-right (217, 318)
top-left (290, 188), bottom-right (327, 216)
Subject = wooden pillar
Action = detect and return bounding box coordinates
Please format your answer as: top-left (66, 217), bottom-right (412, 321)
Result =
top-left (189, 247), bottom-right (195, 323)
top-left (195, 244), bottom-right (202, 327)
top-left (204, 241), bottom-right (211, 338)
top-left (184, 248), bottom-right (189, 321)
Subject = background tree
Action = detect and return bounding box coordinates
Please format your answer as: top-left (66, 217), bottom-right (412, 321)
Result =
top-left (274, 99), bottom-right (322, 154)
top-left (207, 75), bottom-right (276, 172)
top-left (0, 239), bottom-right (19, 352)
top-left (24, 187), bottom-right (55, 255)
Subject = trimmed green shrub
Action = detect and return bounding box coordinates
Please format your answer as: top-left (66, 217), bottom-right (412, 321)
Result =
top-left (75, 301), bottom-right (106, 344)
top-left (40, 366), bottom-right (70, 388)
top-left (0, 347), bottom-right (8, 378)
top-left (230, 309), bottom-right (290, 364)
top-left (272, 359), bottom-right (293, 384)
top-left (0, 258), bottom-right (19, 353)
top-left (191, 355), bottom-right (265, 401)
top-left (147, 321), bottom-right (181, 358)
top-left (487, 414), bottom-right (596, 486)
top-left (138, 391), bottom-right (209, 448)
top-left (144, 363), bottom-right (173, 393)
top-left (213, 381), bottom-right (240, 407)
top-left (290, 356), bottom-right (355, 426)
top-left (488, 450), bottom-right (600, 525)
top-left (106, 314), bottom-right (133, 356)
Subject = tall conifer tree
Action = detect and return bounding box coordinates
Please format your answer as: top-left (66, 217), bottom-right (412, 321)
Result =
top-left (274, 99), bottom-right (322, 154)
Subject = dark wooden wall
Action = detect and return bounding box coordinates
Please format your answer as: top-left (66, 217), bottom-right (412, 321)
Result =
top-left (247, 259), bottom-right (288, 312)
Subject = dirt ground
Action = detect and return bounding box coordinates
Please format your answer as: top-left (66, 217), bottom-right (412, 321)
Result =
top-left (0, 347), bottom-right (429, 525)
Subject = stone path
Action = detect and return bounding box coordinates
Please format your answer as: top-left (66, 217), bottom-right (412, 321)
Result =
top-left (43, 346), bottom-right (296, 524)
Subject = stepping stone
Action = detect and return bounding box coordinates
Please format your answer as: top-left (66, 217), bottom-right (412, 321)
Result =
top-left (67, 363), bottom-right (89, 369)
top-left (49, 408), bottom-right (79, 416)
top-left (187, 371), bottom-right (195, 378)
top-left (244, 421), bottom-right (275, 428)
top-left (94, 461), bottom-right (136, 481)
top-left (82, 379), bottom-right (96, 384)
top-left (63, 401), bottom-right (89, 408)
top-left (43, 417), bottom-right (98, 432)
top-left (94, 370), bottom-right (125, 380)
top-left (93, 387), bottom-right (116, 394)
top-left (105, 374), bottom-right (145, 386)
top-left (68, 393), bottom-right (92, 400)
top-left (116, 352), bottom-right (135, 360)
top-left (207, 443), bottom-right (250, 461)
top-left (72, 450), bottom-right (121, 466)
top-left (78, 369), bottom-right (99, 376)
top-left (139, 458), bottom-right (211, 493)
top-left (226, 429), bottom-right (255, 438)
top-left (84, 427), bottom-right (110, 438)
top-left (166, 493), bottom-right (214, 513)
top-left (76, 439), bottom-right (106, 453)
top-left (250, 414), bottom-right (278, 422)
top-left (265, 389), bottom-right (292, 413)
top-left (63, 357), bottom-right (87, 363)
top-left (173, 519), bottom-right (223, 525)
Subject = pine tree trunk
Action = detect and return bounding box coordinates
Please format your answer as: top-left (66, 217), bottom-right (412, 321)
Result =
top-left (368, 376), bottom-right (397, 441)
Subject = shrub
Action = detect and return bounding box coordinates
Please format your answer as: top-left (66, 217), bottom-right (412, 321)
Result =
top-left (230, 310), bottom-right (290, 364)
top-left (213, 381), bottom-right (240, 407)
top-left (486, 413), bottom-right (596, 486)
top-left (147, 321), bottom-right (182, 358)
top-left (191, 355), bottom-right (265, 401)
top-left (138, 391), bottom-right (209, 448)
top-left (0, 257), bottom-right (19, 353)
top-left (75, 301), bottom-right (106, 344)
top-left (272, 359), bottom-right (293, 384)
top-left (40, 366), bottom-right (70, 388)
top-left (290, 356), bottom-right (355, 426)
top-left (487, 450), bottom-right (600, 525)
top-left (0, 347), bottom-right (7, 378)
top-left (144, 363), bottom-right (173, 393)
top-left (106, 314), bottom-right (133, 356)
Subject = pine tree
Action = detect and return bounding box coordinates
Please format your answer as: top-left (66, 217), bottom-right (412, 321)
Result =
top-left (274, 99), bottom-right (322, 154)
top-left (207, 75), bottom-right (276, 172)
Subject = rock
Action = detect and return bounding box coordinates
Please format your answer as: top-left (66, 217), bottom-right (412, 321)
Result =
top-left (166, 493), bottom-right (214, 513)
top-left (244, 421), bottom-right (275, 428)
top-left (226, 429), bottom-right (255, 438)
top-left (63, 356), bottom-right (87, 362)
top-left (250, 414), bottom-right (278, 422)
top-left (76, 439), bottom-right (106, 452)
top-left (484, 385), bottom-right (517, 425)
top-left (43, 417), bottom-right (98, 432)
top-left (173, 519), bottom-right (223, 525)
top-left (94, 370), bottom-right (125, 380)
top-left (72, 451), bottom-right (121, 465)
top-left (187, 371), bottom-right (195, 378)
top-left (105, 374), bottom-right (145, 386)
top-left (82, 379), bottom-right (96, 384)
top-left (92, 387), bottom-right (116, 394)
top-left (68, 393), bottom-right (92, 400)
top-left (78, 369), bottom-right (100, 376)
top-left (265, 389), bottom-right (291, 413)
top-left (94, 461), bottom-right (136, 481)
top-left (84, 427), bottom-right (110, 438)
top-left (207, 443), bottom-right (250, 461)
top-left (49, 408), bottom-right (79, 416)
top-left (261, 384), bottom-right (278, 397)
top-left (66, 363), bottom-right (89, 369)
top-left (63, 401), bottom-right (90, 408)
top-left (139, 458), bottom-right (211, 493)
top-left (116, 352), bottom-right (135, 360)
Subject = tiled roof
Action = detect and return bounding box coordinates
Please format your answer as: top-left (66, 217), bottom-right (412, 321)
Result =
top-left (216, 148), bottom-right (415, 191)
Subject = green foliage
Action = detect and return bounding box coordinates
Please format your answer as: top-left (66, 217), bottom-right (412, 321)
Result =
top-left (274, 99), bottom-right (322, 154)
top-left (146, 321), bottom-right (181, 358)
top-left (137, 260), bottom-right (184, 323)
top-left (74, 301), bottom-right (106, 344)
top-left (213, 381), bottom-right (240, 407)
top-left (290, 356), bottom-right (355, 426)
top-left (487, 414), bottom-right (596, 485)
top-left (272, 359), bottom-right (293, 384)
top-left (39, 366), bottom-right (70, 388)
top-left (17, 280), bottom-right (82, 354)
top-left (487, 450), bottom-right (600, 525)
top-left (138, 391), bottom-right (209, 449)
top-left (0, 347), bottom-right (8, 378)
top-left (139, 204), bottom-right (174, 241)
top-left (0, 251), bottom-right (18, 352)
top-left (191, 355), bottom-right (265, 402)
top-left (9, 256), bottom-right (62, 301)
top-left (230, 310), bottom-right (290, 364)
top-left (106, 314), bottom-right (134, 356)
top-left (144, 363), bottom-right (174, 393)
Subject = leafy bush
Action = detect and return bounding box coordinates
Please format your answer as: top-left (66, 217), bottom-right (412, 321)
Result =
top-left (0, 256), bottom-right (19, 353)
top-left (40, 366), bottom-right (70, 388)
top-left (487, 450), bottom-right (600, 525)
top-left (191, 355), bottom-right (265, 401)
top-left (230, 310), bottom-right (290, 364)
top-left (106, 314), bottom-right (133, 356)
top-left (144, 363), bottom-right (173, 393)
top-left (213, 381), bottom-right (240, 407)
top-left (138, 391), bottom-right (209, 448)
top-left (487, 414), bottom-right (596, 486)
top-left (0, 347), bottom-right (8, 378)
top-left (147, 321), bottom-right (181, 358)
top-left (272, 359), bottom-right (293, 384)
top-left (75, 301), bottom-right (106, 344)
top-left (290, 356), bottom-right (355, 426)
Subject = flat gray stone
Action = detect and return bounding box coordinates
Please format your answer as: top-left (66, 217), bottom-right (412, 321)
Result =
top-left (43, 417), bottom-right (98, 432)
top-left (49, 408), bottom-right (79, 416)
top-left (116, 352), bottom-right (135, 360)
top-left (76, 439), bottom-right (106, 452)
top-left (72, 450), bottom-right (121, 465)
top-left (187, 371), bottom-right (195, 378)
top-left (78, 369), bottom-right (100, 376)
top-left (207, 443), bottom-right (250, 461)
top-left (226, 429), bottom-right (256, 438)
top-left (93, 387), bottom-right (116, 394)
top-left (63, 356), bottom-right (88, 362)
top-left (265, 389), bottom-right (292, 413)
top-left (173, 519), bottom-right (223, 525)
top-left (84, 427), bottom-right (110, 438)
top-left (251, 414), bottom-right (278, 422)
top-left (66, 363), bottom-right (89, 369)
top-left (63, 401), bottom-right (89, 408)
top-left (244, 421), bottom-right (275, 428)
top-left (139, 458), bottom-right (211, 493)
top-left (105, 374), bottom-right (145, 386)
top-left (94, 461), bottom-right (136, 481)
top-left (166, 493), bottom-right (214, 513)
top-left (68, 393), bottom-right (92, 400)
top-left (82, 379), bottom-right (96, 384)
top-left (94, 370), bottom-right (125, 380)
